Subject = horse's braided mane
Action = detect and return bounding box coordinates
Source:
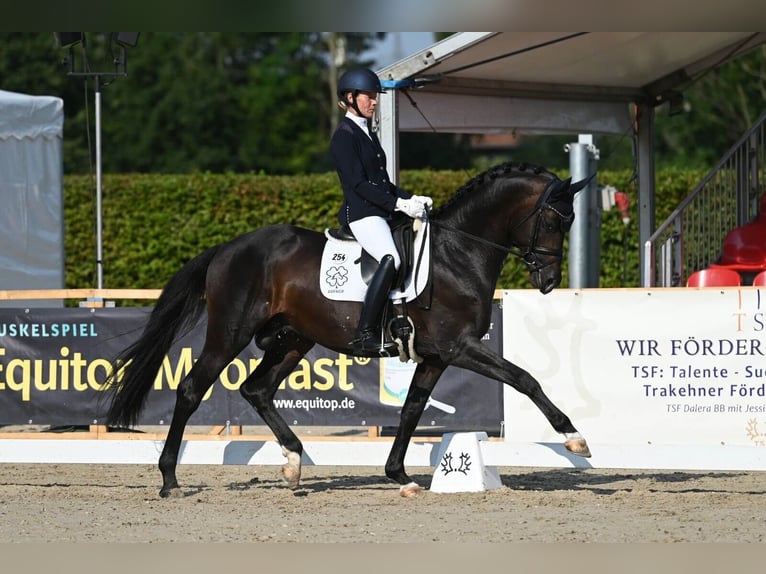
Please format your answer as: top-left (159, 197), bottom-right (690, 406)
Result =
top-left (433, 161), bottom-right (557, 215)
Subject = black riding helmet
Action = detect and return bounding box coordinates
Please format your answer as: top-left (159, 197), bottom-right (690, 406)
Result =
top-left (337, 68), bottom-right (384, 99)
top-left (337, 68), bottom-right (385, 116)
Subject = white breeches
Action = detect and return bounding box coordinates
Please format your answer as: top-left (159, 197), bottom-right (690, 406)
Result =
top-left (349, 216), bottom-right (401, 269)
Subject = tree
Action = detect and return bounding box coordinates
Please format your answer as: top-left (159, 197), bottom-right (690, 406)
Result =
top-left (654, 45), bottom-right (766, 167)
top-left (0, 33), bottom-right (762, 175)
top-left (0, 32), bottom-right (385, 175)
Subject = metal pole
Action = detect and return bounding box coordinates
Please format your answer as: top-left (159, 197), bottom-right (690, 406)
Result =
top-left (377, 88), bottom-right (399, 184)
top-left (59, 34), bottom-right (134, 291)
top-left (95, 75), bottom-right (104, 289)
top-left (636, 103), bottom-right (656, 287)
top-left (566, 135), bottom-right (600, 288)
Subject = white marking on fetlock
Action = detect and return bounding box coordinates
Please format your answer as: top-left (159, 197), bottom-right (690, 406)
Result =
top-left (280, 447), bottom-right (302, 489)
top-left (564, 432), bottom-right (583, 441)
top-left (399, 481), bottom-right (422, 498)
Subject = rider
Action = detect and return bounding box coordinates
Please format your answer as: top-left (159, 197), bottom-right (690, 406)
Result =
top-left (330, 67), bottom-right (433, 354)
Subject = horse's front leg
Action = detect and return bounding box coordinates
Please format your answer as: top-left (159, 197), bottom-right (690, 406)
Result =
top-left (385, 360), bottom-right (446, 497)
top-left (447, 336), bottom-right (591, 458)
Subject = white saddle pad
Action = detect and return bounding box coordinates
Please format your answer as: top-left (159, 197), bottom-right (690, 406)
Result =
top-left (320, 219), bottom-right (431, 302)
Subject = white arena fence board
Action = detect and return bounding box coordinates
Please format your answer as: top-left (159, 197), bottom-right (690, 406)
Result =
top-left (0, 438), bottom-right (441, 467)
top-left (2, 439), bottom-right (765, 470)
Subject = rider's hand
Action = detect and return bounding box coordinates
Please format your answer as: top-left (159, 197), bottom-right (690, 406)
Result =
top-left (411, 194), bottom-right (433, 209)
top-left (395, 197), bottom-right (426, 219)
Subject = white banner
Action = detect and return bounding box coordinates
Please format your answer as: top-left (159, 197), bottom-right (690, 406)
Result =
top-left (501, 287), bottom-right (766, 469)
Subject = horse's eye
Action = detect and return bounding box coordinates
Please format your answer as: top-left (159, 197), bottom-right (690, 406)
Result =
top-left (543, 219), bottom-right (558, 233)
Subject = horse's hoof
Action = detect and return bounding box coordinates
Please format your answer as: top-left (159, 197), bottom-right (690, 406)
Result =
top-left (280, 448), bottom-right (302, 490)
top-left (399, 482), bottom-right (422, 498)
top-left (159, 487), bottom-right (182, 498)
top-left (281, 465), bottom-right (301, 490)
top-left (564, 437), bottom-right (592, 458)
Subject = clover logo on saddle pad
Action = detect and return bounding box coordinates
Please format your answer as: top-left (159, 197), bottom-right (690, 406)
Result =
top-left (325, 265), bottom-right (349, 289)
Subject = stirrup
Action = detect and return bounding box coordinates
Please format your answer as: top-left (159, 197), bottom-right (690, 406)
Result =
top-left (351, 330), bottom-right (399, 357)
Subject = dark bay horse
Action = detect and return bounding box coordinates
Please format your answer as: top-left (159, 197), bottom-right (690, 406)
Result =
top-left (104, 161), bottom-right (592, 498)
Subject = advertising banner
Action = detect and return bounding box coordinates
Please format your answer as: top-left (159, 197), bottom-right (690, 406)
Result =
top-left (0, 305), bottom-right (503, 429)
top-left (501, 288), bottom-right (766, 449)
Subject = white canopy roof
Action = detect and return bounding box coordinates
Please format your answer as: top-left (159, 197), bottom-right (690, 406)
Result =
top-left (378, 32), bottom-right (765, 136)
top-left (375, 31), bottom-right (766, 285)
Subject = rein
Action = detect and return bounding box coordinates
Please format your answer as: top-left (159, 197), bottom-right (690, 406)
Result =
top-left (430, 220), bottom-right (514, 255)
top-left (430, 205), bottom-right (566, 273)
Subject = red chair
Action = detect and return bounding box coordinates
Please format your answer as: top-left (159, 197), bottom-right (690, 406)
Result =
top-left (686, 268), bottom-right (742, 287)
top-left (716, 223), bottom-right (766, 270)
top-left (753, 270), bottom-right (766, 286)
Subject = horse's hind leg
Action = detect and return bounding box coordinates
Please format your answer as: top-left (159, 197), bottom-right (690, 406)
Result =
top-left (157, 349), bottom-right (235, 497)
top-left (158, 343), bottom-right (243, 497)
top-left (448, 337), bottom-right (591, 457)
top-left (239, 327), bottom-right (314, 490)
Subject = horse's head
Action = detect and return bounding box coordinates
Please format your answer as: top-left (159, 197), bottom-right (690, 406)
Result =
top-left (431, 163), bottom-right (591, 296)
top-left (511, 174), bottom-right (590, 294)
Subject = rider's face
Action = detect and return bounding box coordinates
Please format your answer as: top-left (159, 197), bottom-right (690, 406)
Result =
top-left (348, 91), bottom-right (378, 118)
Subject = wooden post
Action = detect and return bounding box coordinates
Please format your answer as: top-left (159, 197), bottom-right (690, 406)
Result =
top-left (209, 425), bottom-right (243, 436)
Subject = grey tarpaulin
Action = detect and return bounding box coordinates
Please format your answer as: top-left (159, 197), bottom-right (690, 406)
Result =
top-left (0, 89), bottom-right (65, 307)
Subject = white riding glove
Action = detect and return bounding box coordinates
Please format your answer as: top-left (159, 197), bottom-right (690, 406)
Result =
top-left (411, 194), bottom-right (433, 209)
top-left (395, 197), bottom-right (426, 219)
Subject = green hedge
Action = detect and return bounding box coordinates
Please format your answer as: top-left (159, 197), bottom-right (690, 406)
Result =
top-left (63, 168), bottom-right (706, 293)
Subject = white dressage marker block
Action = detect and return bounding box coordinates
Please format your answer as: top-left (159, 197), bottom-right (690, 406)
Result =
top-left (429, 432), bottom-right (503, 493)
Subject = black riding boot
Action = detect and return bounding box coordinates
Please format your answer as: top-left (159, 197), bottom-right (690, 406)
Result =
top-left (352, 254), bottom-right (399, 355)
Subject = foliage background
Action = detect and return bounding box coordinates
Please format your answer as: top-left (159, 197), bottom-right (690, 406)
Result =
top-left (0, 33), bottom-right (761, 296)
top-left (0, 32), bottom-right (763, 176)
top-left (64, 168), bottom-right (705, 294)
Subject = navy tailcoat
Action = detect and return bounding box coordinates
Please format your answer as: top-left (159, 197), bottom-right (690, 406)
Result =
top-left (331, 116), bottom-right (412, 227)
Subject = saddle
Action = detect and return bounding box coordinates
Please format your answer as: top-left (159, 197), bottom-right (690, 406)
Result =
top-left (328, 213), bottom-right (418, 292)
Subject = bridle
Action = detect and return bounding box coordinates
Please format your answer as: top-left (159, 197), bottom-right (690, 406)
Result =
top-left (430, 179), bottom-right (574, 273)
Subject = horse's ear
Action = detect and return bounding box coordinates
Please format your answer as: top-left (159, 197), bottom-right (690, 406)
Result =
top-left (569, 173), bottom-right (595, 196)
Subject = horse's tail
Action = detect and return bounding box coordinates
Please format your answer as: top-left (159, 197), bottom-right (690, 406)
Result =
top-left (104, 245), bottom-right (220, 429)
